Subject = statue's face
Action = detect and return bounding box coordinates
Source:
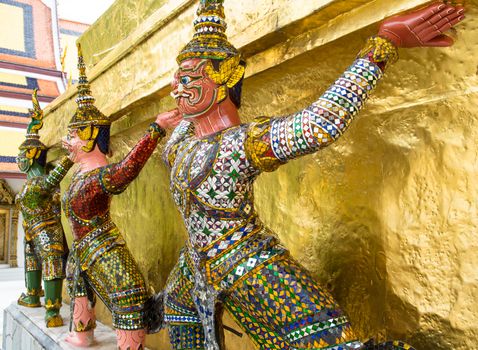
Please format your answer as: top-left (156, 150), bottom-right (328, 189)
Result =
top-left (16, 150), bottom-right (31, 173)
top-left (62, 128), bottom-right (87, 163)
top-left (171, 58), bottom-right (218, 119)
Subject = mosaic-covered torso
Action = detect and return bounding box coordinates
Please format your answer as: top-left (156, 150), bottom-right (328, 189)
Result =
top-left (167, 124), bottom-right (259, 249)
top-left (63, 133), bottom-right (158, 240)
top-left (17, 157), bottom-right (73, 243)
top-left (17, 176), bottom-right (62, 241)
top-left (63, 167), bottom-right (111, 240)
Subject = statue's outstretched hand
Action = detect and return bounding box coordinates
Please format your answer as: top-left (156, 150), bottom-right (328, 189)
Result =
top-left (155, 109), bottom-right (182, 129)
top-left (378, 2), bottom-right (465, 48)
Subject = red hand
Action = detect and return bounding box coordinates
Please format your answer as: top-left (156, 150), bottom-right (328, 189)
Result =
top-left (155, 109), bottom-right (182, 129)
top-left (378, 2), bottom-right (465, 48)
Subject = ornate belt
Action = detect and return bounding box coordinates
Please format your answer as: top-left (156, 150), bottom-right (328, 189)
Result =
top-left (186, 216), bottom-right (287, 290)
top-left (72, 220), bottom-right (124, 271)
top-left (24, 216), bottom-right (59, 241)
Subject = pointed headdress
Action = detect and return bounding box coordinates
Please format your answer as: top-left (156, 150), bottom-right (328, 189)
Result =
top-left (177, 0), bottom-right (246, 102)
top-left (68, 43), bottom-right (110, 152)
top-left (177, 0), bottom-right (239, 63)
top-left (19, 89), bottom-right (47, 157)
top-left (68, 43), bottom-right (110, 129)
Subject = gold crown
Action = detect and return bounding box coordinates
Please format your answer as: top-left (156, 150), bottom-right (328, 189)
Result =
top-left (177, 0), bottom-right (239, 63)
top-left (19, 89), bottom-right (47, 153)
top-left (68, 43), bottom-right (110, 129)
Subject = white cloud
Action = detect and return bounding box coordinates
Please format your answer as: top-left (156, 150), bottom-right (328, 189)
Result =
top-left (57, 0), bottom-right (115, 25)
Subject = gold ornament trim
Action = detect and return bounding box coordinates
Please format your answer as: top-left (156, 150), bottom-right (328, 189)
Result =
top-left (204, 56), bottom-right (245, 103)
top-left (359, 36), bottom-right (399, 65)
top-left (205, 56), bottom-right (242, 85)
top-left (27, 288), bottom-right (41, 297)
top-left (75, 319), bottom-right (97, 332)
top-left (245, 117), bottom-right (282, 172)
top-left (77, 125), bottom-right (100, 152)
top-left (44, 298), bottom-right (62, 311)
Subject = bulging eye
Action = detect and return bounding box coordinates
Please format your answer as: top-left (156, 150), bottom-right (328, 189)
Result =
top-left (180, 76), bottom-right (192, 85)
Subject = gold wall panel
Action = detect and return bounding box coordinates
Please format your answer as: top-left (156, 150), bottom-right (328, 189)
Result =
top-left (79, 0), bottom-right (169, 65)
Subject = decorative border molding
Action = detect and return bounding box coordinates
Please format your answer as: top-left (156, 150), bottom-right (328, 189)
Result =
top-left (0, 90), bottom-right (55, 102)
top-left (0, 120), bottom-right (28, 128)
top-left (0, 109), bottom-right (30, 118)
top-left (0, 60), bottom-right (64, 78)
top-left (0, 156), bottom-right (17, 163)
top-left (59, 28), bottom-right (83, 37)
top-left (0, 179), bottom-right (14, 204)
top-left (0, 76), bottom-right (38, 90)
top-left (0, 172), bottom-right (25, 179)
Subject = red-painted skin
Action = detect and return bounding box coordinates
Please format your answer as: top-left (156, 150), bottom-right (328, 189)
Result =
top-left (65, 297), bottom-right (95, 347)
top-left (170, 58), bottom-right (240, 138)
top-left (378, 2), bottom-right (465, 47)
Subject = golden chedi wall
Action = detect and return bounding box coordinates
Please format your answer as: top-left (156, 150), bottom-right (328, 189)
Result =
top-left (42, 0), bottom-right (478, 349)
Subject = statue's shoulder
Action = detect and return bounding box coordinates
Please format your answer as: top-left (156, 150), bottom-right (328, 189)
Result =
top-left (220, 124), bottom-right (249, 146)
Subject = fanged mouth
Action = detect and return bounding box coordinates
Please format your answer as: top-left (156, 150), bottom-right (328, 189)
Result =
top-left (170, 91), bottom-right (192, 100)
top-left (61, 141), bottom-right (72, 154)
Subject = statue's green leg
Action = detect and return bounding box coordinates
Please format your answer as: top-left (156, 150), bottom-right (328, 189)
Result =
top-left (35, 226), bottom-right (66, 327)
top-left (18, 270), bottom-right (42, 307)
top-left (44, 278), bottom-right (63, 327)
top-left (18, 241), bottom-right (42, 307)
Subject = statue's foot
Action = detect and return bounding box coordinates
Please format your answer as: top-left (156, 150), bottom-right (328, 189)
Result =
top-left (65, 330), bottom-right (94, 347)
top-left (45, 310), bottom-right (63, 328)
top-left (44, 279), bottom-right (63, 328)
top-left (17, 293), bottom-right (41, 308)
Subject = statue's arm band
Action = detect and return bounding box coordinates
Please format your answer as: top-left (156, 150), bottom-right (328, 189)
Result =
top-left (148, 122), bottom-right (166, 140)
top-left (45, 156), bottom-right (74, 187)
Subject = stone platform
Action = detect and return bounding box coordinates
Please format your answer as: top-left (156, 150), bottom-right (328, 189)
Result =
top-left (2, 302), bottom-right (118, 350)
